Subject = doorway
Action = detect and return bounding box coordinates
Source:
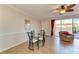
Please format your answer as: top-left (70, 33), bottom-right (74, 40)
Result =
top-left (54, 19), bottom-right (72, 38)
top-left (73, 18), bottom-right (79, 39)
top-left (54, 18), bottom-right (79, 39)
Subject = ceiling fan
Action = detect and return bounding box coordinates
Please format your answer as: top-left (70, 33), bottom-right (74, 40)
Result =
top-left (54, 4), bottom-right (76, 14)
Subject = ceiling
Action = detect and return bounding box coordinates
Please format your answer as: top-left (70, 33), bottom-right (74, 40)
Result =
top-left (8, 4), bottom-right (79, 20)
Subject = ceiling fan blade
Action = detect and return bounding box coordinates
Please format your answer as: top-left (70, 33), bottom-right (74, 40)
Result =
top-left (66, 9), bottom-right (74, 12)
top-left (67, 4), bottom-right (76, 9)
top-left (61, 5), bottom-right (65, 9)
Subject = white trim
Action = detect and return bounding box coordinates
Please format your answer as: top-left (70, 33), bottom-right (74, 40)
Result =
top-left (0, 40), bottom-right (27, 52)
top-left (0, 32), bottom-right (28, 52)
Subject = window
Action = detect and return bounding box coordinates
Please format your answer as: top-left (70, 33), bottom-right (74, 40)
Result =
top-left (54, 18), bottom-right (79, 39)
top-left (61, 19), bottom-right (72, 34)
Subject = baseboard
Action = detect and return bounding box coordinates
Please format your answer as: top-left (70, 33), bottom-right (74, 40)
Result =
top-left (0, 32), bottom-right (28, 52)
top-left (0, 40), bottom-right (27, 52)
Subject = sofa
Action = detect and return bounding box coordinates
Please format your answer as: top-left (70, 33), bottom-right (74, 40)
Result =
top-left (59, 31), bottom-right (74, 42)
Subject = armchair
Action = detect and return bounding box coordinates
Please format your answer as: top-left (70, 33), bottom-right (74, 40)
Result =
top-left (59, 31), bottom-right (74, 42)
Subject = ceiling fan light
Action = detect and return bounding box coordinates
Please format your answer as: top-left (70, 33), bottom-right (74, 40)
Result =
top-left (60, 9), bottom-right (65, 14)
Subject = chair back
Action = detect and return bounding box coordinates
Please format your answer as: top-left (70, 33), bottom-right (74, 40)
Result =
top-left (40, 30), bottom-right (45, 35)
top-left (31, 30), bottom-right (35, 38)
top-left (40, 30), bottom-right (45, 40)
top-left (27, 30), bottom-right (35, 42)
top-left (27, 32), bottom-right (33, 42)
top-left (43, 30), bottom-right (45, 40)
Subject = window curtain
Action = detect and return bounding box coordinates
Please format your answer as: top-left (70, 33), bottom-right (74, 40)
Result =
top-left (51, 19), bottom-right (55, 36)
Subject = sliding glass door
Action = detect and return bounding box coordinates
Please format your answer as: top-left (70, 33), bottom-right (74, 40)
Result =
top-left (54, 20), bottom-right (61, 37)
top-left (54, 18), bottom-right (79, 39)
top-left (61, 19), bottom-right (73, 34)
top-left (73, 18), bottom-right (79, 39)
top-left (54, 19), bottom-right (72, 38)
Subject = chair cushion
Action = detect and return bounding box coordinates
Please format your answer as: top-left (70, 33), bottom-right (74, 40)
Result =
top-left (63, 31), bottom-right (69, 35)
top-left (33, 39), bottom-right (38, 43)
top-left (39, 37), bottom-right (43, 40)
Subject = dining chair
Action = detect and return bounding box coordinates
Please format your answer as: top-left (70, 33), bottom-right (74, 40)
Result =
top-left (38, 30), bottom-right (45, 46)
top-left (27, 31), bottom-right (39, 51)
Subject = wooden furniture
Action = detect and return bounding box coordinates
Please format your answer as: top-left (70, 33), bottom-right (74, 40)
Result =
top-left (59, 31), bottom-right (74, 42)
top-left (27, 30), bottom-right (45, 50)
top-left (27, 31), bottom-right (39, 51)
top-left (38, 30), bottom-right (45, 46)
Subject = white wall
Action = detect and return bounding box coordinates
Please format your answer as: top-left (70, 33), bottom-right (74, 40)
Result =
top-left (41, 20), bottom-right (51, 36)
top-left (26, 19), bottom-right (41, 35)
top-left (0, 5), bottom-right (40, 52)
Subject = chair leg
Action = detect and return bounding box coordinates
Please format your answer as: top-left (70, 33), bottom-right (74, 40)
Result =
top-left (37, 41), bottom-right (39, 49)
top-left (28, 41), bottom-right (31, 49)
top-left (28, 42), bottom-right (34, 51)
top-left (32, 43), bottom-right (34, 51)
top-left (42, 40), bottom-right (45, 46)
